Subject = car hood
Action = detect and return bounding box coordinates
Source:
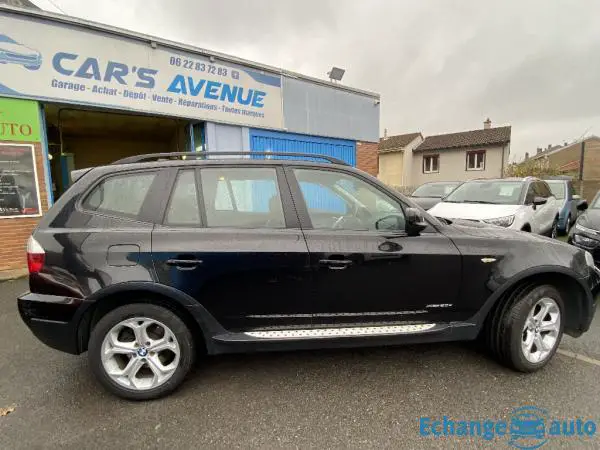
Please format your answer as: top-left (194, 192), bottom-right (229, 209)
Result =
top-left (0, 42), bottom-right (39, 56)
top-left (410, 196), bottom-right (441, 210)
top-left (428, 202), bottom-right (522, 221)
top-left (576, 209), bottom-right (600, 231)
top-left (448, 217), bottom-right (572, 246)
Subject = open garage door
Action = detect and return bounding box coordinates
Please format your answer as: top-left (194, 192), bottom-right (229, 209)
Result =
top-left (44, 105), bottom-right (194, 199)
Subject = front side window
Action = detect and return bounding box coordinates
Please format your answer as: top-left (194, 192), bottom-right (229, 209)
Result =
top-left (537, 182), bottom-right (553, 198)
top-left (444, 180), bottom-right (525, 205)
top-left (466, 150), bottom-right (486, 171)
top-left (165, 170), bottom-right (200, 226)
top-left (82, 172), bottom-right (156, 219)
top-left (423, 155), bottom-right (439, 173)
top-left (200, 167), bottom-right (285, 228)
top-left (293, 168), bottom-right (405, 231)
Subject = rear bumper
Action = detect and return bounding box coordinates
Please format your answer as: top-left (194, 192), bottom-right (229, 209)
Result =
top-left (18, 292), bottom-right (85, 355)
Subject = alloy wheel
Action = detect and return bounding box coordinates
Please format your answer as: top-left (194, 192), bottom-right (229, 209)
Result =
top-left (100, 317), bottom-right (181, 390)
top-left (521, 297), bottom-right (561, 364)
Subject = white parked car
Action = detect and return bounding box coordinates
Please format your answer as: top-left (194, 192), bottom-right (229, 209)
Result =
top-left (428, 177), bottom-right (559, 237)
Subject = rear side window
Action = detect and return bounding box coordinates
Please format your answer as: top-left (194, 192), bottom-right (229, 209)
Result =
top-left (165, 170), bottom-right (200, 226)
top-left (200, 167), bottom-right (285, 228)
top-left (82, 172), bottom-right (156, 219)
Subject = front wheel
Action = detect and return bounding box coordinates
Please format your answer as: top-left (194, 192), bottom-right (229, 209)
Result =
top-left (88, 303), bottom-right (195, 400)
top-left (486, 284), bottom-right (564, 372)
top-left (550, 217), bottom-right (558, 239)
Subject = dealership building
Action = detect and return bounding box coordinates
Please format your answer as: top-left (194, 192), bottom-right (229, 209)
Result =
top-left (0, 5), bottom-right (380, 274)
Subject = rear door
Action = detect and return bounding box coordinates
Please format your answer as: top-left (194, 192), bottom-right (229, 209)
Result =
top-left (33, 169), bottom-right (161, 297)
top-left (285, 166), bottom-right (463, 326)
top-left (151, 165), bottom-right (312, 332)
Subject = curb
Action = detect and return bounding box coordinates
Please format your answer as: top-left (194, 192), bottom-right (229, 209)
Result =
top-left (0, 269), bottom-right (28, 282)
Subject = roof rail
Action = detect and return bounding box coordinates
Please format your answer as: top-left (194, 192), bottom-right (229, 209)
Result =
top-left (113, 151), bottom-right (349, 166)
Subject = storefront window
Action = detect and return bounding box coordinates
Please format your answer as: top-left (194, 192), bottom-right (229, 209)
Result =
top-left (0, 144), bottom-right (41, 217)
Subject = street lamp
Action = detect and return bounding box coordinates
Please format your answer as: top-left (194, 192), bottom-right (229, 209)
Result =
top-left (327, 67), bottom-right (345, 83)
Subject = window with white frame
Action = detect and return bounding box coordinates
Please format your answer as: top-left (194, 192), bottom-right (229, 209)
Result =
top-left (466, 150), bottom-right (486, 171)
top-left (423, 155), bottom-right (439, 173)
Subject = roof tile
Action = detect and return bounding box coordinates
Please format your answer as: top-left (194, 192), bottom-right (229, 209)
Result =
top-left (378, 132), bottom-right (422, 153)
top-left (415, 126), bottom-right (511, 152)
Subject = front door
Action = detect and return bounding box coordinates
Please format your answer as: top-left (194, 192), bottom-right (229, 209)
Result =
top-left (528, 181), bottom-right (555, 233)
top-left (151, 166), bottom-right (312, 332)
top-left (285, 166), bottom-right (462, 326)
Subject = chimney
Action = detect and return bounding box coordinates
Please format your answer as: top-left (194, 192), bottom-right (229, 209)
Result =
top-left (524, 152), bottom-right (529, 160)
top-left (564, 142), bottom-right (568, 146)
top-left (547, 144), bottom-right (552, 150)
top-left (484, 118), bottom-right (492, 129)
top-left (383, 128), bottom-right (388, 140)
top-left (537, 148), bottom-right (543, 154)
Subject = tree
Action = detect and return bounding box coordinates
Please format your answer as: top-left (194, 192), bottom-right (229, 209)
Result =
top-left (504, 158), bottom-right (561, 178)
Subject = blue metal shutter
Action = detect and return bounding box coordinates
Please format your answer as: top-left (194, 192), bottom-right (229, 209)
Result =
top-left (250, 129), bottom-right (356, 214)
top-left (249, 129), bottom-right (356, 166)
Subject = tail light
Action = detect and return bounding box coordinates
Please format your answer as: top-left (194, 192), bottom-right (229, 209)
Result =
top-left (27, 236), bottom-right (45, 274)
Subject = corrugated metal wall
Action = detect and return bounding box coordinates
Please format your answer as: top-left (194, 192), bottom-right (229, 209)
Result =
top-left (249, 129), bottom-right (356, 166)
top-left (282, 77), bottom-right (379, 143)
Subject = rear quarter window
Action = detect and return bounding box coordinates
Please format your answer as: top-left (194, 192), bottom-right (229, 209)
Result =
top-left (81, 171), bottom-right (156, 220)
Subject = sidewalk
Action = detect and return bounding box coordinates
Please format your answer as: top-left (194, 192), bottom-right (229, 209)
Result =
top-left (0, 268), bottom-right (27, 282)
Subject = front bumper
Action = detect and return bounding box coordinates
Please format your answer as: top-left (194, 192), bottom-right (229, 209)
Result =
top-left (18, 292), bottom-right (86, 355)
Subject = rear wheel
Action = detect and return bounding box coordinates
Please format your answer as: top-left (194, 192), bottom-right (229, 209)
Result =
top-left (88, 303), bottom-right (195, 400)
top-left (485, 284), bottom-right (564, 372)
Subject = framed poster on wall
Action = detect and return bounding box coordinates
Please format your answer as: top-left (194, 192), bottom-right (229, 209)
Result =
top-left (0, 144), bottom-right (42, 218)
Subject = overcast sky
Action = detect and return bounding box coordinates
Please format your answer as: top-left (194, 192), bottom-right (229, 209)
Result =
top-left (31, 0), bottom-right (600, 161)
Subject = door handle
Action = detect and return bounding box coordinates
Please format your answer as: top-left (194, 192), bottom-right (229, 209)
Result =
top-left (166, 258), bottom-right (203, 270)
top-left (319, 259), bottom-right (353, 270)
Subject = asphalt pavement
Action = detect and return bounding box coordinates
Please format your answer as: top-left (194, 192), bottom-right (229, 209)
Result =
top-left (1, 277), bottom-right (600, 449)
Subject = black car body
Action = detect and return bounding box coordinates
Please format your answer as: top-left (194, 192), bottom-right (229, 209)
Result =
top-left (18, 152), bottom-right (600, 399)
top-left (410, 181), bottom-right (461, 210)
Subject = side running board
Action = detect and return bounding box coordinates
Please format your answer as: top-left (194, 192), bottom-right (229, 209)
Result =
top-left (213, 323), bottom-right (442, 343)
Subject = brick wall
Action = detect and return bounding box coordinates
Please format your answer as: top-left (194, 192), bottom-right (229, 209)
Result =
top-left (0, 141), bottom-right (49, 271)
top-left (356, 141), bottom-right (378, 177)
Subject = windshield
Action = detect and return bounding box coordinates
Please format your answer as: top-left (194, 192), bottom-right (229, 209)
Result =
top-left (412, 182), bottom-right (460, 198)
top-left (0, 35), bottom-right (18, 44)
top-left (443, 180), bottom-right (524, 205)
top-left (546, 181), bottom-right (566, 200)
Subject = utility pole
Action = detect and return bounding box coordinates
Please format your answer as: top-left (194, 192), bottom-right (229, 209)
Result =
top-left (578, 139), bottom-right (586, 196)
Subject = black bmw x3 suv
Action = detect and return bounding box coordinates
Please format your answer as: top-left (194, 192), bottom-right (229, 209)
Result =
top-left (18, 152), bottom-right (600, 400)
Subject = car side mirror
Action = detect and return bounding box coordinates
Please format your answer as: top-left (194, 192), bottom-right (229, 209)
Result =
top-left (405, 207), bottom-right (428, 236)
top-left (577, 199), bottom-right (589, 211)
top-left (532, 196), bottom-right (547, 209)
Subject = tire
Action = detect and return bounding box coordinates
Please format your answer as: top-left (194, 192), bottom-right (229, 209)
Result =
top-left (560, 214), bottom-right (571, 236)
top-left (486, 284), bottom-right (564, 372)
top-left (88, 303), bottom-right (195, 400)
top-left (550, 217), bottom-right (558, 239)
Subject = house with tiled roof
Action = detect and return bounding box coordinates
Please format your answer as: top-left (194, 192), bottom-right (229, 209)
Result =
top-left (410, 119), bottom-right (511, 186)
top-left (377, 132), bottom-right (423, 186)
